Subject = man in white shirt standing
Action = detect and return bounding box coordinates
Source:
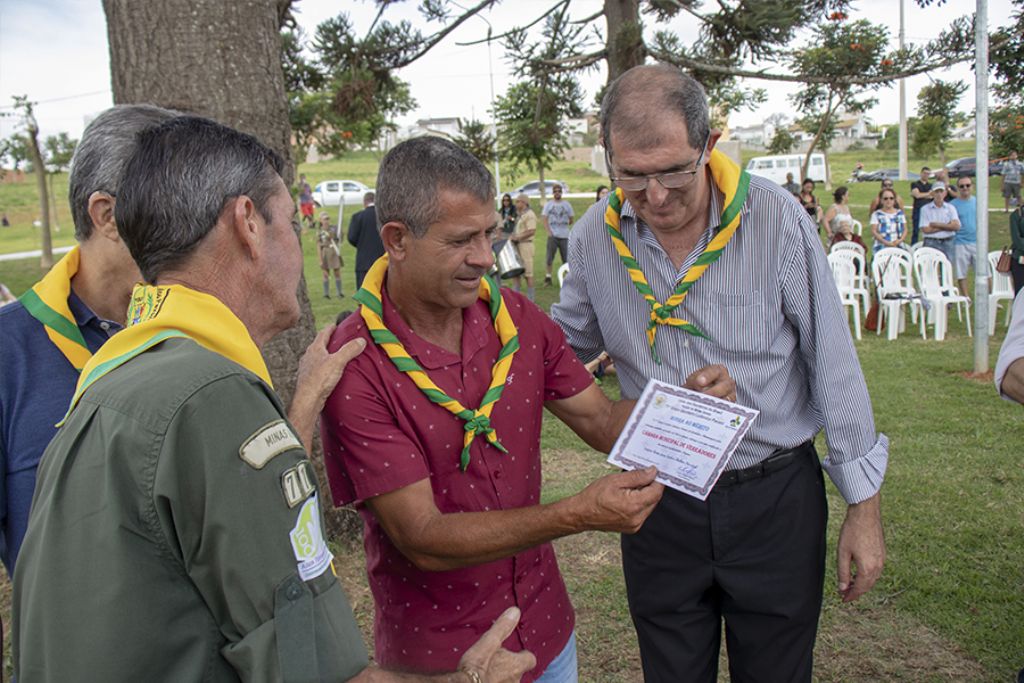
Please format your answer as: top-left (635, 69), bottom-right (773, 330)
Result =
top-left (920, 183), bottom-right (960, 264)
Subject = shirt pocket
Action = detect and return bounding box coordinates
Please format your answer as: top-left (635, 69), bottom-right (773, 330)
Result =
top-left (698, 289), bottom-right (769, 355)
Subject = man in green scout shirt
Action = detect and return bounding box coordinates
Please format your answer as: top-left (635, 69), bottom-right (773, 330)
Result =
top-left (13, 116), bottom-right (534, 683)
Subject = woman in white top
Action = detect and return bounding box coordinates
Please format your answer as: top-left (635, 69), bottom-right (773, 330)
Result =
top-left (822, 185), bottom-right (852, 240)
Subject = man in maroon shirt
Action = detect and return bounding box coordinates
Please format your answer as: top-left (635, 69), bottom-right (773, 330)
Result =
top-left (321, 137), bottom-right (734, 682)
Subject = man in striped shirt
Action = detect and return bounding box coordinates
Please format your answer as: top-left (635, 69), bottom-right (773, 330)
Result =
top-left (552, 64), bottom-right (888, 682)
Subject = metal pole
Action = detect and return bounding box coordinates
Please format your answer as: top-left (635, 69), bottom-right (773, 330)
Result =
top-left (898, 0), bottom-right (908, 181)
top-left (974, 0), bottom-right (990, 373)
top-left (485, 25), bottom-right (501, 196)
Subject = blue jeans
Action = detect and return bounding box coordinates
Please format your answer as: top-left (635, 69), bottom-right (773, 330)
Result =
top-left (535, 631), bottom-right (578, 683)
top-left (923, 237), bottom-right (955, 264)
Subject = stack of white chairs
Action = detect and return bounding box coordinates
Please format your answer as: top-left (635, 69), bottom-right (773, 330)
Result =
top-left (912, 246), bottom-right (972, 341)
top-left (827, 253), bottom-right (862, 340)
top-left (828, 243), bottom-right (870, 312)
top-left (987, 250), bottom-right (1015, 335)
top-left (872, 248), bottom-right (925, 340)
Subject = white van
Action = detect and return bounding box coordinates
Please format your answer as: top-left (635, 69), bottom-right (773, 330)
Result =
top-left (745, 153), bottom-right (827, 185)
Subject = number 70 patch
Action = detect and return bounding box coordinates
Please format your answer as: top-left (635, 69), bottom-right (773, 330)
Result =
top-left (281, 460), bottom-right (317, 508)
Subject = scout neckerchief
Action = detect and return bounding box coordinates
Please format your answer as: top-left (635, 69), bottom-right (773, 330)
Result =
top-left (354, 255), bottom-right (519, 471)
top-left (606, 148), bottom-right (750, 364)
top-left (18, 246), bottom-right (93, 371)
top-left (62, 283), bottom-right (271, 422)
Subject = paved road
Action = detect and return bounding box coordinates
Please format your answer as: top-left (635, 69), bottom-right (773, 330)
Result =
top-left (0, 245), bottom-right (74, 262)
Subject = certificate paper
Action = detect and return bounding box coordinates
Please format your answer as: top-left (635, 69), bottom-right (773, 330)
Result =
top-left (608, 378), bottom-right (760, 500)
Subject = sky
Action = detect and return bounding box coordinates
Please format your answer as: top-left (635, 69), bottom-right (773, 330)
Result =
top-left (0, 0), bottom-right (1016, 143)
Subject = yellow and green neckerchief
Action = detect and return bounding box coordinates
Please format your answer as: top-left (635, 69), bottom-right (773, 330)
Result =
top-left (19, 247), bottom-right (93, 371)
top-left (62, 283), bottom-right (271, 422)
top-left (606, 148), bottom-right (750, 364)
top-left (354, 255), bottom-right (519, 471)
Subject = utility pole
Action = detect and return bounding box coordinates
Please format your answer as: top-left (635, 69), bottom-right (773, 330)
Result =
top-left (974, 0), bottom-right (990, 373)
top-left (16, 96), bottom-right (53, 269)
top-left (898, 0), bottom-right (908, 181)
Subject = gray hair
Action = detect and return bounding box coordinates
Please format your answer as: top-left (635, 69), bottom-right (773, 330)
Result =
top-left (600, 64), bottom-right (710, 155)
top-left (376, 136), bottom-right (493, 237)
top-left (115, 116), bottom-right (285, 283)
top-left (69, 104), bottom-right (178, 240)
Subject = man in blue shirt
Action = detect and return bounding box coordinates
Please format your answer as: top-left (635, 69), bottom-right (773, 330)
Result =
top-left (0, 104), bottom-right (176, 574)
top-left (950, 176), bottom-right (979, 296)
top-left (542, 184), bottom-right (574, 285)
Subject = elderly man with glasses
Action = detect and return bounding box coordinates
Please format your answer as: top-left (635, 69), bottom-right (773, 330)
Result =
top-left (552, 64), bottom-right (887, 683)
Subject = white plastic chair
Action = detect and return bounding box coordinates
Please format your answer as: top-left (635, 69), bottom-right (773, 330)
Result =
top-left (850, 219), bottom-right (864, 236)
top-left (828, 250), bottom-right (870, 313)
top-left (913, 247), bottom-right (972, 341)
top-left (556, 263), bottom-right (570, 287)
top-left (988, 250), bottom-right (1015, 335)
top-left (872, 248), bottom-right (924, 340)
top-left (827, 254), bottom-right (862, 340)
top-left (830, 241), bottom-right (869, 294)
top-left (830, 240), bottom-right (866, 258)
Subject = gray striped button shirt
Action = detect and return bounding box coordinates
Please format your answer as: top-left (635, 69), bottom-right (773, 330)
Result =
top-left (551, 174), bottom-right (888, 504)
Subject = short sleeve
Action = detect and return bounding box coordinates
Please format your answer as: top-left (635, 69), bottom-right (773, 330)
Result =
top-left (532, 302), bottom-right (594, 402)
top-left (154, 373), bottom-right (368, 683)
top-left (320, 344), bottom-right (432, 507)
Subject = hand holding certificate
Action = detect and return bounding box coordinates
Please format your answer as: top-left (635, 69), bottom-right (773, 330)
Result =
top-left (608, 378), bottom-right (759, 500)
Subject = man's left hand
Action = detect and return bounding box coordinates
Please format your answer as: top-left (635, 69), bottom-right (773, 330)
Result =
top-left (836, 492), bottom-right (885, 602)
top-left (288, 325), bottom-right (366, 452)
top-left (683, 364), bottom-right (736, 402)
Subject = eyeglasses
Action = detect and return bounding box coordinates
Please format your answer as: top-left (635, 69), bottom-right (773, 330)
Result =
top-left (882, 196), bottom-right (896, 201)
top-left (607, 135), bottom-right (711, 192)
top-left (958, 183), bottom-right (971, 189)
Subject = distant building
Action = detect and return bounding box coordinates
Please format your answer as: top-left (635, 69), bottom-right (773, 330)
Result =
top-left (834, 114), bottom-right (871, 139)
top-left (951, 121), bottom-right (976, 140)
top-left (729, 122), bottom-right (777, 148)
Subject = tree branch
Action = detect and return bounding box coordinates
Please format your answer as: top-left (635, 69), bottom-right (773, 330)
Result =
top-left (455, 0), bottom-right (569, 46)
top-left (649, 48), bottom-right (973, 85)
top-left (536, 48), bottom-right (608, 70)
top-left (390, 0), bottom-right (498, 67)
top-left (570, 8), bottom-right (604, 25)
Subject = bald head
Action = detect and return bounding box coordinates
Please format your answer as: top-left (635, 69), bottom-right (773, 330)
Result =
top-left (600, 64), bottom-right (710, 155)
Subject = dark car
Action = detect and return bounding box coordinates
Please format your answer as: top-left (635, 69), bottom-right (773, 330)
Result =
top-left (945, 157), bottom-right (1005, 178)
top-left (856, 168), bottom-right (920, 182)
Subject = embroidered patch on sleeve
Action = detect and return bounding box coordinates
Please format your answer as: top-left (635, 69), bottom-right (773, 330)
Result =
top-left (239, 419), bottom-right (302, 469)
top-left (281, 460), bottom-right (317, 508)
top-left (290, 495), bottom-right (334, 581)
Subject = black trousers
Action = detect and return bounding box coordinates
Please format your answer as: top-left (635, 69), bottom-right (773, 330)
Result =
top-left (1010, 258), bottom-right (1024, 297)
top-left (622, 444), bottom-right (827, 683)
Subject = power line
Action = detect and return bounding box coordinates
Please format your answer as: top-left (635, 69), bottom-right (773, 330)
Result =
top-left (0, 89), bottom-right (110, 111)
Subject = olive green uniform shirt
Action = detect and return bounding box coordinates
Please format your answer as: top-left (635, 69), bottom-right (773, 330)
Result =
top-left (13, 339), bottom-right (369, 682)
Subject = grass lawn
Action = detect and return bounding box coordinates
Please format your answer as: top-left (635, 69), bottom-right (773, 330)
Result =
top-left (1, 142), bottom-right (1022, 681)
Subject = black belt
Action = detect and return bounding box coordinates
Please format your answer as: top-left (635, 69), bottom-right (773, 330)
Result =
top-left (716, 441), bottom-right (814, 488)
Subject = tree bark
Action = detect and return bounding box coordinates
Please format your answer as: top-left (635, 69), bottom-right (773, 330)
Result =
top-left (603, 0), bottom-right (644, 85)
top-left (102, 0), bottom-right (360, 541)
top-left (25, 128), bottom-right (52, 269)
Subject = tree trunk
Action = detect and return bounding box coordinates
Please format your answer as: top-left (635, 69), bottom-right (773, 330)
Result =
top-left (538, 164), bottom-right (547, 202)
top-left (803, 93), bottom-right (834, 181)
top-left (48, 173), bottom-right (61, 233)
top-left (603, 0), bottom-right (644, 85)
top-left (102, 0), bottom-right (360, 542)
top-left (25, 130), bottom-right (52, 269)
